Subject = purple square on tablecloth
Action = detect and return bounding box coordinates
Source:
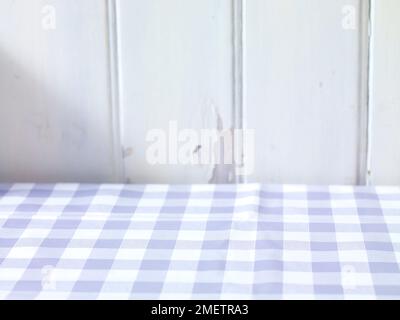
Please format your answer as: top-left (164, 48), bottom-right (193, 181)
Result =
top-left (206, 221), bottom-right (231, 230)
top-left (0, 238), bottom-right (17, 247)
top-left (256, 240), bottom-right (283, 250)
top-left (355, 192), bottom-right (379, 201)
top-left (13, 281), bottom-right (42, 291)
top-left (120, 190), bottom-right (143, 198)
top-left (260, 191), bottom-right (283, 199)
top-left (74, 189), bottom-right (98, 197)
top-left (3, 219), bottom-right (30, 229)
top-left (198, 260), bottom-right (226, 271)
top-left (193, 283), bottom-right (222, 294)
top-left (53, 219), bottom-right (80, 230)
top-left (161, 206), bottom-right (186, 214)
top-left (375, 286), bottom-right (400, 296)
top-left (253, 283), bottom-right (282, 294)
top-left (131, 282), bottom-right (163, 293)
top-left (17, 204), bottom-right (41, 212)
top-left (312, 262), bottom-right (341, 272)
top-left (73, 281), bottom-right (104, 292)
top-left (28, 258), bottom-right (59, 269)
top-left (63, 205), bottom-right (89, 213)
top-left (358, 208), bottom-right (382, 216)
top-left (369, 262), bottom-right (399, 273)
top-left (308, 208), bottom-right (332, 216)
top-left (361, 223), bottom-right (388, 233)
top-left (84, 259), bottom-right (114, 270)
top-left (310, 242), bottom-right (338, 251)
top-left (94, 239), bottom-right (122, 249)
top-left (210, 206), bottom-right (234, 214)
top-left (167, 192), bottom-right (190, 199)
top-left (103, 220), bottom-right (130, 230)
top-left (203, 240), bottom-right (229, 250)
top-left (365, 241), bottom-right (393, 251)
top-left (147, 240), bottom-right (176, 249)
top-left (309, 223), bottom-right (336, 233)
top-left (214, 192), bottom-right (236, 199)
top-left (28, 189), bottom-right (53, 198)
top-left (112, 206), bottom-right (136, 213)
top-left (154, 220), bottom-right (181, 230)
top-left (254, 260), bottom-right (283, 271)
top-left (308, 192), bottom-right (330, 200)
top-left (41, 238), bottom-right (70, 248)
top-left (314, 285), bottom-right (343, 295)
top-left (141, 260), bottom-right (170, 270)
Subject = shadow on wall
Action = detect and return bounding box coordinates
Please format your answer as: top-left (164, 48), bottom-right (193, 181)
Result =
top-left (0, 48), bottom-right (115, 183)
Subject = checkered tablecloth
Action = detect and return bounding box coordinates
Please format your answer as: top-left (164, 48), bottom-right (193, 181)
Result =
top-left (1, 183), bottom-right (400, 300)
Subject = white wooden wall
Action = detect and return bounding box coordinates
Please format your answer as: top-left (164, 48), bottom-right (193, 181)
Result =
top-left (370, 0), bottom-right (400, 185)
top-left (0, 0), bottom-right (398, 185)
top-left (245, 0), bottom-right (367, 185)
top-left (0, 0), bottom-right (120, 183)
top-left (116, 0), bottom-right (233, 184)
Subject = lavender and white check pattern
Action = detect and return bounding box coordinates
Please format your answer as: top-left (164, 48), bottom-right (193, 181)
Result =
top-left (0, 183), bottom-right (400, 300)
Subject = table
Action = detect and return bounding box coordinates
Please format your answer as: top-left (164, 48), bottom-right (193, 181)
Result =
top-left (1, 183), bottom-right (399, 299)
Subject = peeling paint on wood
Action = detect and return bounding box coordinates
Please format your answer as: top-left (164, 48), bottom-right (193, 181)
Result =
top-left (207, 107), bottom-right (235, 184)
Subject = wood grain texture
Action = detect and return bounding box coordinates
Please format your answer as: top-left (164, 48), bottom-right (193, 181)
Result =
top-left (370, 0), bottom-right (400, 185)
top-left (0, 0), bottom-right (120, 183)
top-left (245, 0), bottom-right (365, 184)
top-left (116, 0), bottom-right (233, 183)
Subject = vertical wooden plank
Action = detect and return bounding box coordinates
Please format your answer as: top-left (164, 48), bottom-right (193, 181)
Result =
top-left (245, 0), bottom-right (366, 184)
top-left (232, 0), bottom-right (244, 183)
top-left (359, 0), bottom-right (371, 185)
top-left (370, 0), bottom-right (400, 185)
top-left (0, 0), bottom-right (119, 183)
top-left (116, 0), bottom-right (233, 183)
top-left (107, 0), bottom-right (125, 182)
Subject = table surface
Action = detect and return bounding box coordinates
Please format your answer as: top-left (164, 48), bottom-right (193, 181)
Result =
top-left (1, 183), bottom-right (400, 300)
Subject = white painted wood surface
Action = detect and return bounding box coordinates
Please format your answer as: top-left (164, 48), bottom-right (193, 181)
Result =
top-left (0, 0), bottom-right (120, 183)
top-left (244, 0), bottom-right (367, 185)
top-left (370, 0), bottom-right (400, 185)
top-left (116, 0), bottom-right (233, 183)
top-left (0, 0), bottom-right (398, 185)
